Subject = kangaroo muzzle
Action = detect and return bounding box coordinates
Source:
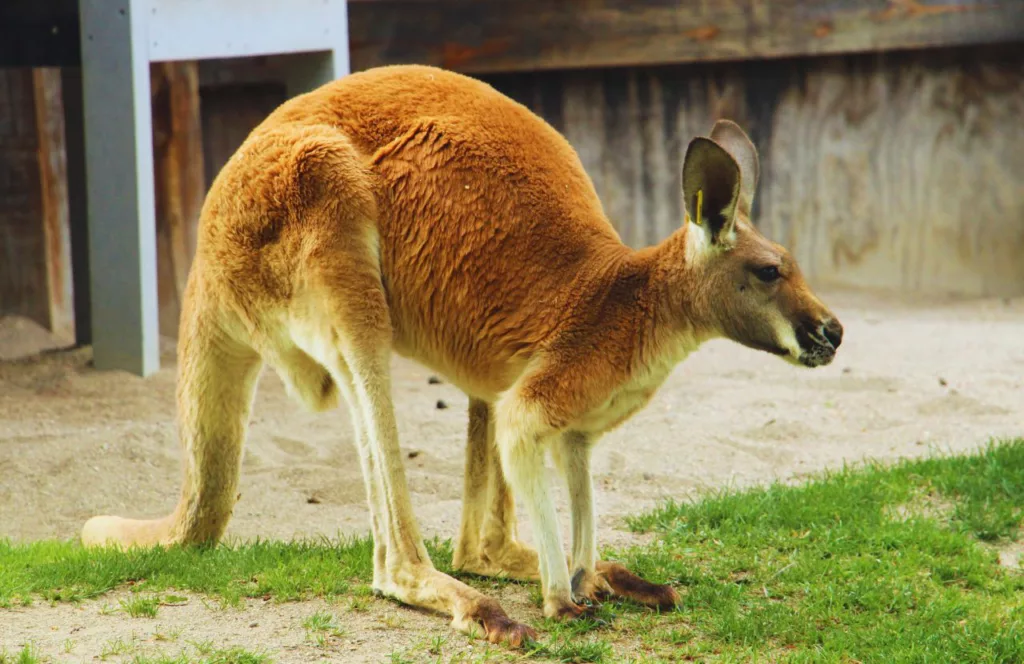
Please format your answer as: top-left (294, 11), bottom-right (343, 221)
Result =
top-left (796, 316), bottom-right (843, 368)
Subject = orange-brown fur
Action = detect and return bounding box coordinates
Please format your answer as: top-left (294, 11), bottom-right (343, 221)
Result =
top-left (81, 64), bottom-right (842, 643)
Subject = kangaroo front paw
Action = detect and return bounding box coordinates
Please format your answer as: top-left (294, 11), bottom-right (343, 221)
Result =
top-left (543, 594), bottom-right (599, 621)
top-left (596, 560), bottom-right (680, 610)
top-left (570, 567), bottom-right (612, 606)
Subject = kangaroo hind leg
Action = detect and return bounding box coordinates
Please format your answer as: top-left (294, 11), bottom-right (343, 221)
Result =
top-left (303, 233), bottom-right (535, 646)
top-left (453, 399), bottom-right (539, 581)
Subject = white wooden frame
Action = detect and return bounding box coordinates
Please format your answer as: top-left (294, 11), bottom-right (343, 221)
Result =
top-left (77, 0), bottom-right (349, 376)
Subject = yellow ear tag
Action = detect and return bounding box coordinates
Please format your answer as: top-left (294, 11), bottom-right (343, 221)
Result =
top-left (694, 188), bottom-right (704, 226)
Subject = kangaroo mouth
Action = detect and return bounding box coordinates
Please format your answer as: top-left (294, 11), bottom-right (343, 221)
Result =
top-left (798, 347), bottom-right (836, 368)
top-left (739, 337), bottom-right (835, 368)
top-left (743, 340), bottom-right (790, 357)
top-left (793, 324), bottom-right (839, 368)
top-left (796, 338), bottom-right (837, 368)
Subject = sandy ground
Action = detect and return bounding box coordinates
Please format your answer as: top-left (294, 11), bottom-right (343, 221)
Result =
top-left (1, 289), bottom-right (1022, 661)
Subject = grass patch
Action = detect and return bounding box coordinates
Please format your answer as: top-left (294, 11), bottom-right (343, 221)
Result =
top-left (0, 644), bottom-right (41, 664)
top-left (117, 645), bottom-right (270, 664)
top-left (3, 439), bottom-right (1024, 662)
top-left (119, 593), bottom-right (160, 617)
top-left (0, 536), bottom-right (467, 607)
top-left (303, 609), bottom-right (343, 635)
top-left (303, 609), bottom-right (344, 647)
top-left (614, 438), bottom-right (1024, 662)
top-left (99, 635), bottom-right (138, 660)
top-left (525, 634), bottom-right (613, 663)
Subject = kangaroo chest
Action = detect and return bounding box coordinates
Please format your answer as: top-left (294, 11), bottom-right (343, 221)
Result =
top-left (571, 361), bottom-right (681, 435)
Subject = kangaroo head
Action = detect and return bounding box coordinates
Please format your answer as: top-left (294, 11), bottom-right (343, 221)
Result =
top-left (681, 120), bottom-right (842, 368)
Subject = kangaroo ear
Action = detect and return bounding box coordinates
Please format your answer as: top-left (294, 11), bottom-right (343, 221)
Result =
top-left (682, 137), bottom-right (741, 246)
top-left (709, 119), bottom-right (759, 216)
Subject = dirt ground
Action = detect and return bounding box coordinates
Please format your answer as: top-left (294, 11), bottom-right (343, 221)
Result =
top-left (1, 289), bottom-right (1022, 661)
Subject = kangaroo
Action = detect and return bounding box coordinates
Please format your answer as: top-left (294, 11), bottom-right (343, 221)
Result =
top-left (81, 64), bottom-right (843, 646)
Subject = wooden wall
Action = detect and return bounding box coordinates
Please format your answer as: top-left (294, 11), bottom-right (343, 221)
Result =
top-left (0, 70), bottom-right (46, 325)
top-left (150, 63), bottom-right (206, 338)
top-left (481, 43), bottom-right (1024, 296)
top-left (348, 0), bottom-right (1024, 74)
top-left (190, 44), bottom-right (1024, 298)
top-left (0, 66), bottom-right (286, 338)
top-left (198, 81), bottom-right (286, 190)
top-left (152, 71), bottom-right (288, 336)
top-left (0, 68), bottom-right (73, 339)
top-left (2, 41), bottom-right (1023, 339)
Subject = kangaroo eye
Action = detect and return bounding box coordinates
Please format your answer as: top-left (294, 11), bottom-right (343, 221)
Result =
top-left (753, 265), bottom-right (781, 283)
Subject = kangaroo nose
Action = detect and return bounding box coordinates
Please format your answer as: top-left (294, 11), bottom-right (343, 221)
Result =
top-left (823, 318), bottom-right (843, 349)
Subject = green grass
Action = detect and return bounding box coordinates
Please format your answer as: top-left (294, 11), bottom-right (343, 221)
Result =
top-left (613, 438), bottom-right (1024, 662)
top-left (303, 609), bottom-right (343, 634)
top-left (3, 439), bottom-right (1024, 663)
top-left (0, 644), bottom-right (42, 664)
top-left (92, 634), bottom-right (272, 664)
top-left (120, 646), bottom-right (270, 664)
top-left (119, 593), bottom-right (160, 617)
top-left (0, 534), bottom-right (382, 607)
top-left (303, 609), bottom-right (344, 647)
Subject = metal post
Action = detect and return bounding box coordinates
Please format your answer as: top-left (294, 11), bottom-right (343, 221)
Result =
top-left (73, 0), bottom-right (349, 376)
top-left (77, 0), bottom-right (160, 376)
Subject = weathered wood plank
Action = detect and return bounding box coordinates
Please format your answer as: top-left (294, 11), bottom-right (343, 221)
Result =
top-left (199, 82), bottom-right (287, 190)
top-left (0, 69), bottom-right (50, 327)
top-left (32, 68), bottom-right (75, 341)
top-left (482, 43), bottom-right (1024, 297)
top-left (349, 0), bottom-right (1024, 74)
top-left (762, 48), bottom-right (1024, 296)
top-left (5, 0), bottom-right (1019, 72)
top-left (151, 62), bottom-right (204, 337)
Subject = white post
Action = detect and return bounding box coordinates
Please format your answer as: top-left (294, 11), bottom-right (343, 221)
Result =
top-left (78, 0), bottom-right (160, 376)
top-left (74, 0), bottom-right (349, 377)
top-left (284, 3), bottom-right (350, 96)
